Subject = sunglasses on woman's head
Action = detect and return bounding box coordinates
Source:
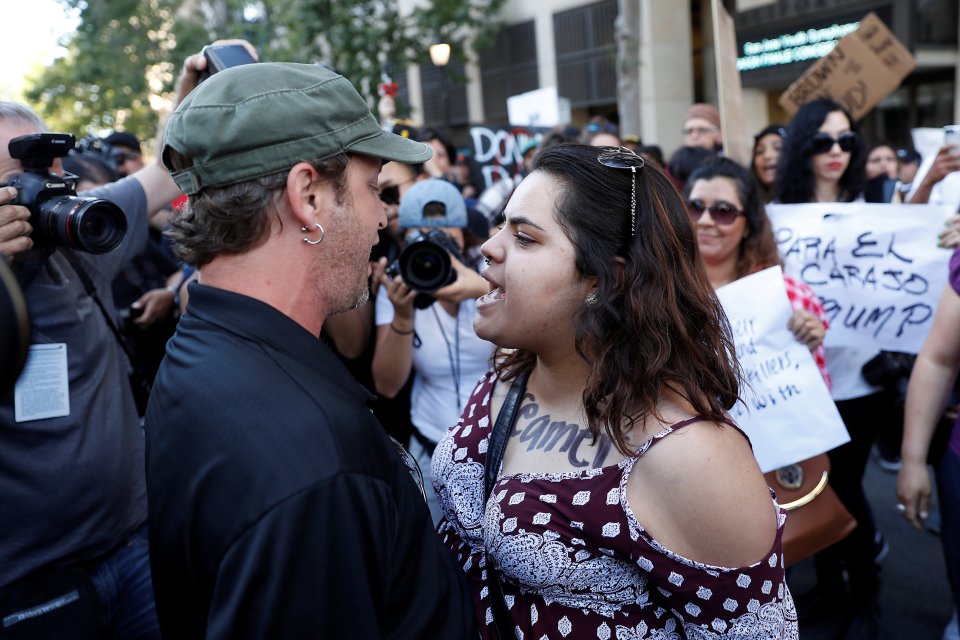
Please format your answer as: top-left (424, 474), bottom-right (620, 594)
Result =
top-left (810, 131), bottom-right (857, 155)
top-left (379, 184), bottom-right (402, 205)
top-left (686, 199), bottom-right (743, 225)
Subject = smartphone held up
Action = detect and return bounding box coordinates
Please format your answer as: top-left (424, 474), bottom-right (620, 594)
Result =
top-left (198, 43), bottom-right (258, 82)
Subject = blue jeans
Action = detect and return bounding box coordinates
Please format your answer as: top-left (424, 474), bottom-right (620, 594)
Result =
top-left (89, 524), bottom-right (160, 639)
top-left (939, 447), bottom-right (960, 614)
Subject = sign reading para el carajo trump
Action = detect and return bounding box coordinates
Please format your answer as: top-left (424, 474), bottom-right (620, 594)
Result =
top-left (766, 202), bottom-right (953, 354)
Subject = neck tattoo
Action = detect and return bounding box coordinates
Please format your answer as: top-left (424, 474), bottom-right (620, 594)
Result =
top-left (510, 392), bottom-right (612, 468)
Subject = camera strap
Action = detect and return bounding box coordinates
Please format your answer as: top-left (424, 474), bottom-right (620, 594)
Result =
top-left (59, 249), bottom-right (136, 364)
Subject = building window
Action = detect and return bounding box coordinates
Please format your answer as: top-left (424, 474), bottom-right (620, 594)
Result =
top-left (420, 56), bottom-right (469, 128)
top-left (554, 0), bottom-right (618, 108)
top-left (916, 0), bottom-right (958, 46)
top-left (479, 20), bottom-right (540, 124)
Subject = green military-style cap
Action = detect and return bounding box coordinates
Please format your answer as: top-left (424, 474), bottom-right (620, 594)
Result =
top-left (162, 63), bottom-right (432, 196)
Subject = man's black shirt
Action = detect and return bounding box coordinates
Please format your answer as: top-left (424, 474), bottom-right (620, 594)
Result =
top-left (145, 283), bottom-right (474, 638)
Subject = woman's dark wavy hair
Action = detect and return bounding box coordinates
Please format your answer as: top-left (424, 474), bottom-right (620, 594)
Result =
top-left (496, 143), bottom-right (741, 455)
top-left (685, 157), bottom-right (780, 279)
top-left (774, 97), bottom-right (864, 204)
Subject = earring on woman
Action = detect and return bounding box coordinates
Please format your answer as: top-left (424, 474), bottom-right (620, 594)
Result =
top-left (585, 291), bottom-right (599, 305)
top-left (301, 223), bottom-right (325, 245)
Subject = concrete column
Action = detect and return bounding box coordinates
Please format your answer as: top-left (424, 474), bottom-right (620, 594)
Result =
top-left (535, 11), bottom-right (558, 89)
top-left (406, 65), bottom-right (424, 126)
top-left (464, 46), bottom-right (485, 125)
top-left (700, 0), bottom-right (719, 108)
top-left (638, 0), bottom-right (694, 156)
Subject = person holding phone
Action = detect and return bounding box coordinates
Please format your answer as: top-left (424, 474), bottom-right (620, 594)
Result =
top-left (906, 126), bottom-right (960, 210)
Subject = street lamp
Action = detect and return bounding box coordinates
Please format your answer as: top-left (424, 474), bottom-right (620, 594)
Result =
top-left (429, 43), bottom-right (451, 130)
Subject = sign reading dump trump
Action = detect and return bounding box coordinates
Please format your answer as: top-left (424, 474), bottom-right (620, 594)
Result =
top-left (716, 267), bottom-right (849, 472)
top-left (767, 203), bottom-right (953, 353)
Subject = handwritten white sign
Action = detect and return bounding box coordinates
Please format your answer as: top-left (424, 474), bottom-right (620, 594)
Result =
top-left (767, 202), bottom-right (953, 353)
top-left (716, 267), bottom-right (849, 472)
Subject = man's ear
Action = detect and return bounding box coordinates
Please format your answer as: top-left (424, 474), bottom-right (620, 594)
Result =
top-left (284, 161), bottom-right (327, 230)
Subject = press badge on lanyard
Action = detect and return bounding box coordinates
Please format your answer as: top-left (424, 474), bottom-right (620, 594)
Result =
top-left (14, 344), bottom-right (70, 422)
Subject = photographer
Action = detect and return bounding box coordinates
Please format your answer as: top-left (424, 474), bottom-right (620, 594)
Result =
top-left (0, 43), bottom-right (217, 637)
top-left (372, 178), bottom-right (493, 524)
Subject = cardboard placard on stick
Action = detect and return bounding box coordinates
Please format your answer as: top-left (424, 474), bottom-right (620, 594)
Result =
top-left (712, 0), bottom-right (750, 167)
top-left (778, 12), bottom-right (916, 120)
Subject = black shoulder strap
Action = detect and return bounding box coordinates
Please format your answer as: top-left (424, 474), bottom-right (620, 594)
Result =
top-left (483, 370), bottom-right (529, 640)
top-left (485, 371), bottom-right (529, 499)
top-left (59, 249), bottom-right (135, 363)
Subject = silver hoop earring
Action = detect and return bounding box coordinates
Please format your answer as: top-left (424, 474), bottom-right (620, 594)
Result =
top-left (301, 223), bottom-right (325, 245)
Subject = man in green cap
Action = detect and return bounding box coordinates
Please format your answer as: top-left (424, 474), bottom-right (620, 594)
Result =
top-left (145, 60), bottom-right (475, 638)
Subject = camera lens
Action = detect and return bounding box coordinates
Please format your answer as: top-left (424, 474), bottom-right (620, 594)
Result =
top-left (399, 242), bottom-right (452, 292)
top-left (38, 195), bottom-right (127, 254)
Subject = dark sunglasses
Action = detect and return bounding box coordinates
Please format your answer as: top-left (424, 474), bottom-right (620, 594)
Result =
top-left (810, 131), bottom-right (857, 155)
top-left (686, 199), bottom-right (744, 225)
top-left (379, 184), bottom-right (401, 205)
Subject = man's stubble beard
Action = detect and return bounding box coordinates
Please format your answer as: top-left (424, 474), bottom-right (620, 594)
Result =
top-left (312, 196), bottom-right (372, 317)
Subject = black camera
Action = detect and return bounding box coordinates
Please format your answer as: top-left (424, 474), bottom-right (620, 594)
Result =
top-left (387, 229), bottom-right (463, 291)
top-left (4, 133), bottom-right (127, 254)
top-left (386, 229), bottom-right (464, 308)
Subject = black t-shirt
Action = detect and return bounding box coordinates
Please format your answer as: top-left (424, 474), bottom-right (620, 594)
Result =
top-left (145, 283), bottom-right (474, 639)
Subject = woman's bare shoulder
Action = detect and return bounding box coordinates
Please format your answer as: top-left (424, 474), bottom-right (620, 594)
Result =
top-left (626, 419), bottom-right (779, 568)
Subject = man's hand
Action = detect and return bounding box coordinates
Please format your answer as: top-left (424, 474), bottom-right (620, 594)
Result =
top-left (175, 39), bottom-right (259, 107)
top-left (0, 187), bottom-right (32, 259)
top-left (131, 288), bottom-right (175, 327)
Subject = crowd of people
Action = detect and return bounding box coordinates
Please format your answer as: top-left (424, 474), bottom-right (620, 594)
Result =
top-left (1, 34), bottom-right (960, 640)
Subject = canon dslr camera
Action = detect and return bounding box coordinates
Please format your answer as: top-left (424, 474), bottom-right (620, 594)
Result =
top-left (387, 229), bottom-right (464, 308)
top-left (4, 133), bottom-right (126, 254)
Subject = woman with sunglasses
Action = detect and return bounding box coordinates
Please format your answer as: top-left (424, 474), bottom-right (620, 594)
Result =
top-left (685, 157), bottom-right (830, 383)
top-left (775, 98), bottom-right (887, 635)
top-left (433, 144), bottom-right (798, 639)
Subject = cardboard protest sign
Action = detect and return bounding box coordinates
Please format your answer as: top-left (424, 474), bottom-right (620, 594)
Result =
top-left (778, 12), bottom-right (916, 120)
top-left (767, 202), bottom-right (953, 353)
top-left (716, 266), bottom-right (849, 472)
top-left (712, 0), bottom-right (750, 167)
top-left (466, 125), bottom-right (545, 191)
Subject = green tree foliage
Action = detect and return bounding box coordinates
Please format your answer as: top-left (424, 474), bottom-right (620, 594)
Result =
top-left (24, 0), bottom-right (504, 144)
top-left (25, 0), bottom-right (208, 143)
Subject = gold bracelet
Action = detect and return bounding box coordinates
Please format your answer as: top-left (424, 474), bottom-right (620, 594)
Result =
top-left (389, 322), bottom-right (414, 335)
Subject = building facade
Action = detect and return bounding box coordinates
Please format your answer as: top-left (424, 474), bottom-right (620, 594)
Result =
top-left (402, 0), bottom-right (958, 157)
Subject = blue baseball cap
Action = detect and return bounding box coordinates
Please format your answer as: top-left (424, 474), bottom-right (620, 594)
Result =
top-left (398, 178), bottom-right (467, 229)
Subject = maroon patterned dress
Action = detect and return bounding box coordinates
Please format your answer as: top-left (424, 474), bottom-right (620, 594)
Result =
top-left (432, 371), bottom-right (799, 639)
